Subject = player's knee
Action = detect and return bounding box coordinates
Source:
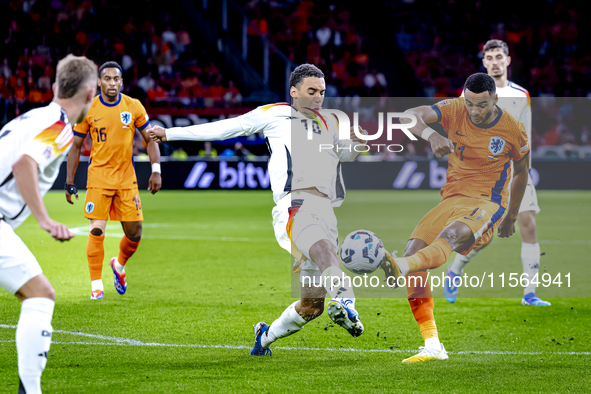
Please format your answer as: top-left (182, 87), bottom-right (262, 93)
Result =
top-left (519, 213), bottom-right (536, 233)
top-left (90, 227), bottom-right (104, 236)
top-left (441, 226), bottom-right (472, 250)
top-left (123, 223), bottom-right (142, 241)
top-left (309, 239), bottom-right (337, 269)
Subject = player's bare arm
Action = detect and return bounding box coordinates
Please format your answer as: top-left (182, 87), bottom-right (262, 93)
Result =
top-left (139, 127), bottom-right (162, 194)
top-left (65, 135), bottom-right (85, 204)
top-left (498, 154), bottom-right (529, 238)
top-left (13, 154), bottom-right (75, 241)
top-left (404, 105), bottom-right (454, 158)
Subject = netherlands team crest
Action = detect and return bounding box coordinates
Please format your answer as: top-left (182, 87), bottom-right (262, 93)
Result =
top-left (120, 111), bottom-right (132, 125)
top-left (488, 136), bottom-right (506, 155)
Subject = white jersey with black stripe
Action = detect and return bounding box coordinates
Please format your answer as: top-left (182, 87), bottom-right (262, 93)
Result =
top-left (496, 81), bottom-right (532, 146)
top-left (0, 102), bottom-right (73, 229)
top-left (165, 103), bottom-right (360, 207)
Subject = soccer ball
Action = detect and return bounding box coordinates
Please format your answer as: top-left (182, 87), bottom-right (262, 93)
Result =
top-left (339, 230), bottom-right (386, 274)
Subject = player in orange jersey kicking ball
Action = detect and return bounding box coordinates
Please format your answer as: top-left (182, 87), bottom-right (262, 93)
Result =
top-left (382, 73), bottom-right (530, 362)
top-left (65, 61), bottom-right (162, 299)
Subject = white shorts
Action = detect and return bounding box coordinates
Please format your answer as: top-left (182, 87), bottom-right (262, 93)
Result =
top-left (0, 220), bottom-right (43, 295)
top-left (518, 174), bottom-right (540, 214)
top-left (272, 192), bottom-right (339, 284)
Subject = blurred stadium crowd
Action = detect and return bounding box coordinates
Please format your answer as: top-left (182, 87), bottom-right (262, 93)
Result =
top-left (244, 0), bottom-right (390, 97)
top-left (1, 0), bottom-right (589, 158)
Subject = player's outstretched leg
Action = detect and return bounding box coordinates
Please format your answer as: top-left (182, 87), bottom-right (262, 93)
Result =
top-left (310, 240), bottom-right (363, 337)
top-left (14, 275), bottom-right (56, 394)
top-left (112, 222), bottom-right (142, 295)
top-left (403, 271), bottom-right (448, 363)
top-left (393, 239), bottom-right (448, 363)
top-left (251, 322), bottom-right (273, 356)
top-left (87, 221), bottom-right (106, 299)
top-left (251, 297), bottom-right (319, 356)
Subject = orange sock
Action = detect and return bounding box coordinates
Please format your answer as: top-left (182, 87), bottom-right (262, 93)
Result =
top-left (87, 234), bottom-right (105, 281)
top-left (419, 320), bottom-right (438, 340)
top-left (405, 238), bottom-right (452, 273)
top-left (117, 235), bottom-right (140, 265)
top-left (407, 271), bottom-right (438, 340)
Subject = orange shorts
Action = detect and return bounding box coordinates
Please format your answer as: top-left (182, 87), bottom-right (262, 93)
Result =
top-left (410, 196), bottom-right (506, 255)
top-left (83, 188), bottom-right (143, 222)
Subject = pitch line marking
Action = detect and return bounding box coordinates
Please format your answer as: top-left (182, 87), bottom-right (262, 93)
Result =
top-left (68, 226), bottom-right (273, 243)
top-left (67, 225), bottom-right (591, 245)
top-left (1, 325), bottom-right (589, 356)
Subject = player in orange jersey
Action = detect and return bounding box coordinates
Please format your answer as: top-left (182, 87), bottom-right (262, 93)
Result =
top-left (382, 73), bottom-right (530, 362)
top-left (65, 61), bottom-right (162, 299)
top-left (445, 40), bottom-right (549, 306)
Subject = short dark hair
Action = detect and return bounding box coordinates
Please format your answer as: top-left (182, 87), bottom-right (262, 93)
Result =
top-left (99, 61), bottom-right (123, 77)
top-left (464, 72), bottom-right (496, 96)
top-left (482, 39), bottom-right (509, 56)
top-left (289, 64), bottom-right (324, 89)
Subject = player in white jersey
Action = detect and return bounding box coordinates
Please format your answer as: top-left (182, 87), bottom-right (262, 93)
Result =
top-left (444, 39), bottom-right (550, 306)
top-left (148, 64), bottom-right (370, 355)
top-left (0, 55), bottom-right (97, 394)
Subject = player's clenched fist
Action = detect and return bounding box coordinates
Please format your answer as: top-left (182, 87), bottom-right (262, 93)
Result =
top-left (39, 219), bottom-right (75, 242)
top-left (350, 126), bottom-right (368, 144)
top-left (428, 133), bottom-right (454, 158)
top-left (148, 125), bottom-right (167, 142)
top-left (497, 216), bottom-right (516, 238)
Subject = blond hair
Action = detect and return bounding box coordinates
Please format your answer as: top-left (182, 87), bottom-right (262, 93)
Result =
top-left (55, 55), bottom-right (97, 99)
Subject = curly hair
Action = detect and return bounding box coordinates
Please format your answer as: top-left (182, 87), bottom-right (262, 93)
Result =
top-left (289, 64), bottom-right (324, 89)
top-left (464, 72), bottom-right (496, 96)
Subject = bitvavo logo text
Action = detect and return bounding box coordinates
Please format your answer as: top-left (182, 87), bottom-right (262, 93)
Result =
top-left (304, 111), bottom-right (418, 153)
top-left (184, 161), bottom-right (270, 189)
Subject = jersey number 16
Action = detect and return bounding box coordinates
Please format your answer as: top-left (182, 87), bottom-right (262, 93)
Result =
top-left (95, 127), bottom-right (106, 143)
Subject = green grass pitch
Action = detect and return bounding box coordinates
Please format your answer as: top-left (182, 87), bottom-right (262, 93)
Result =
top-left (1, 190), bottom-right (590, 393)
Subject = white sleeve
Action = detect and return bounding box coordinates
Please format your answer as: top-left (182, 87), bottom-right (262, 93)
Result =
top-left (165, 106), bottom-right (271, 141)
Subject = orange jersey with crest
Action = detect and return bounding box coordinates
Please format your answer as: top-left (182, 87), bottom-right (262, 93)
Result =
top-left (431, 97), bottom-right (529, 209)
top-left (74, 93), bottom-right (150, 189)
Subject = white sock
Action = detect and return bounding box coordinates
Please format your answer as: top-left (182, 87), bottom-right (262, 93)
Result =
top-left (396, 257), bottom-right (409, 277)
top-left (320, 266), bottom-right (355, 302)
top-left (115, 259), bottom-right (125, 275)
top-left (450, 249), bottom-right (480, 274)
top-left (425, 337), bottom-right (441, 349)
top-left (262, 301), bottom-right (307, 347)
top-left (91, 279), bottom-right (103, 292)
top-left (522, 242), bottom-right (540, 295)
top-left (16, 298), bottom-right (55, 394)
